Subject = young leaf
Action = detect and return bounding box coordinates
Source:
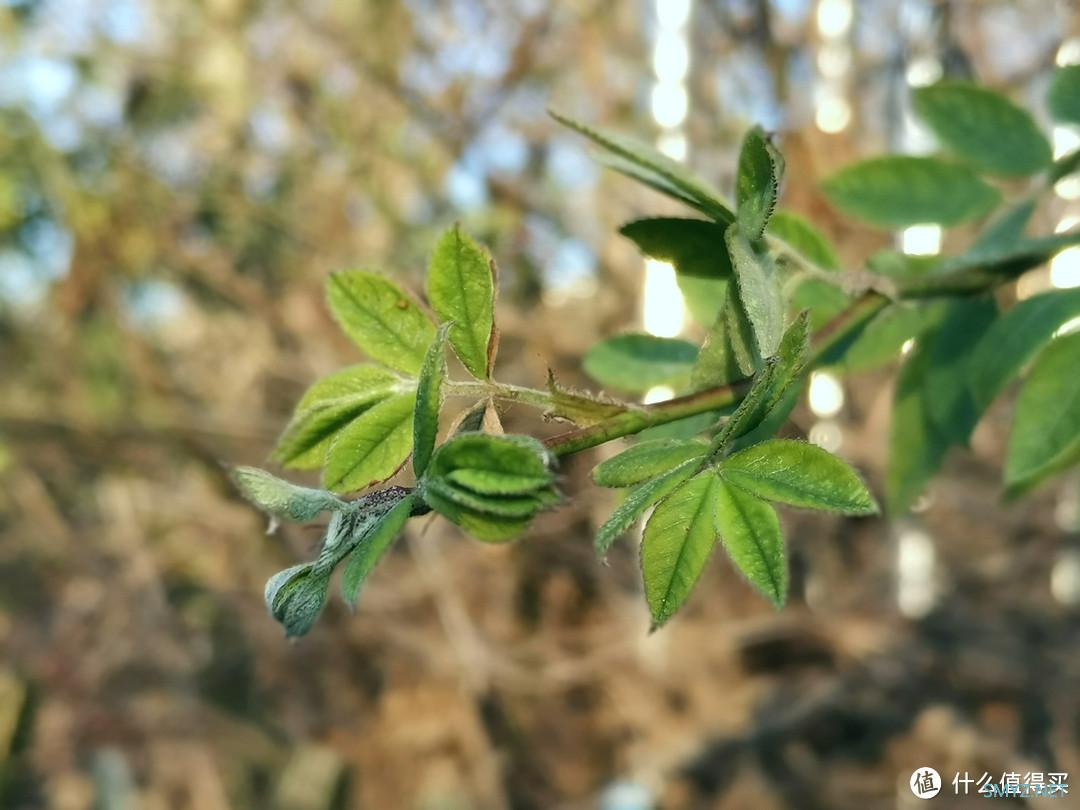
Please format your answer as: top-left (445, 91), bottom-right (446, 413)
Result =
top-left (326, 271), bottom-right (436, 375)
top-left (1005, 332), bottom-right (1080, 496)
top-left (426, 225), bottom-right (497, 379)
top-left (340, 493), bottom-right (415, 607)
top-left (719, 439), bottom-right (877, 514)
top-left (691, 290), bottom-right (748, 389)
top-left (420, 486), bottom-right (533, 543)
top-left (735, 127), bottom-right (784, 240)
top-left (446, 468), bottom-right (552, 495)
top-left (912, 81), bottom-right (1052, 176)
top-left (619, 218), bottom-right (732, 278)
top-left (428, 432), bottom-right (553, 483)
top-left (425, 478), bottom-right (555, 519)
top-left (969, 288), bottom-right (1080, 411)
top-left (768, 210), bottom-right (840, 271)
top-left (264, 562), bottom-right (330, 638)
top-left (592, 438), bottom-right (708, 488)
top-left (726, 224), bottom-right (785, 357)
top-left (641, 472), bottom-right (722, 627)
top-left (714, 479), bottom-right (786, 609)
top-left (594, 457), bottom-right (702, 556)
top-left (412, 327), bottom-right (449, 478)
top-left (1048, 65), bottom-right (1080, 126)
top-left (322, 393), bottom-right (416, 492)
top-left (550, 111), bottom-right (735, 222)
top-left (583, 334), bottom-right (699, 393)
top-left (273, 366), bottom-right (404, 469)
top-left (233, 467), bottom-right (344, 521)
top-left (822, 156), bottom-right (1000, 228)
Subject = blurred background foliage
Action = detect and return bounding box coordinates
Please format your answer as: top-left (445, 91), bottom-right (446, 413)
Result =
top-left (2, 1), bottom-right (1080, 808)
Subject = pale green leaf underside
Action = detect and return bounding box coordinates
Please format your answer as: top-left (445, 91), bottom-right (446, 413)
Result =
top-left (822, 156), bottom-right (1000, 229)
top-left (233, 467), bottom-right (343, 521)
top-left (912, 81), bottom-right (1052, 177)
top-left (641, 472), bottom-right (721, 627)
top-left (735, 126), bottom-right (784, 240)
top-left (720, 439), bottom-right (877, 514)
top-left (1005, 331), bottom-right (1080, 495)
top-left (714, 479), bottom-right (786, 609)
top-left (326, 271), bottom-right (435, 375)
top-left (412, 328), bottom-right (448, 478)
top-left (427, 225), bottom-right (496, 379)
top-left (592, 438), bottom-right (708, 488)
top-left (726, 224), bottom-right (785, 357)
top-left (323, 393), bottom-right (416, 492)
top-left (340, 494), bottom-right (415, 606)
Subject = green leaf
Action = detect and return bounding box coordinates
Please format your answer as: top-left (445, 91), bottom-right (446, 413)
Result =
top-left (322, 393), bottom-right (416, 492)
top-left (1048, 65), bottom-right (1080, 125)
top-left (719, 439), bottom-right (877, 514)
top-left (421, 486), bottom-right (532, 543)
top-left (638, 411), bottom-right (724, 442)
top-left (550, 111), bottom-right (735, 222)
top-left (822, 156), bottom-right (1000, 228)
top-left (885, 298), bottom-right (995, 513)
top-left (641, 472), bottom-right (722, 627)
top-left (426, 225), bottom-right (497, 379)
top-left (412, 327), bottom-right (448, 478)
top-left (428, 432), bottom-right (554, 483)
top-left (735, 126), bottom-right (784, 240)
top-left (340, 494), bottom-right (415, 607)
top-left (619, 218), bottom-right (732, 279)
top-left (273, 366), bottom-right (404, 469)
top-left (583, 334), bottom-right (699, 393)
top-left (690, 291), bottom-right (748, 389)
top-left (677, 275), bottom-right (729, 328)
top-left (912, 81), bottom-right (1052, 176)
top-left (594, 457), bottom-right (702, 556)
top-left (265, 562), bottom-right (329, 638)
top-left (232, 467), bottom-right (343, 521)
top-left (790, 279), bottom-right (850, 329)
top-left (726, 224), bottom-right (785, 358)
top-left (829, 301), bottom-right (947, 373)
top-left (714, 479), bottom-right (786, 609)
top-left (592, 438), bottom-right (708, 488)
top-left (1005, 332), bottom-right (1080, 495)
top-left (326, 271), bottom-right (436, 375)
top-left (446, 468), bottom-right (552, 495)
top-left (768, 211), bottom-right (840, 271)
top-left (969, 288), bottom-right (1080, 411)
top-left (970, 200), bottom-right (1036, 255)
top-left (425, 478), bottom-right (554, 519)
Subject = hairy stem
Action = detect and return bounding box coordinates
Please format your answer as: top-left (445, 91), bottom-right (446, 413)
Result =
top-left (445, 380), bottom-right (557, 410)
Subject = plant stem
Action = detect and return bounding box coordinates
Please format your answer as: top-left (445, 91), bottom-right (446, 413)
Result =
top-left (543, 292), bottom-right (890, 457)
top-left (445, 380), bottom-right (555, 410)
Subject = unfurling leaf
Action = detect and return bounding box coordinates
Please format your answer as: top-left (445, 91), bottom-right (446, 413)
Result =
top-left (1005, 331), bottom-right (1080, 496)
top-left (340, 494), bottom-right (415, 606)
top-left (726, 224), bottom-right (785, 358)
top-left (594, 457), bottom-right (702, 556)
top-left (592, 438), bottom-right (708, 488)
top-left (412, 327), bottom-right (449, 478)
top-left (912, 81), bottom-right (1052, 177)
top-left (714, 479), bottom-right (786, 609)
top-left (265, 562), bottom-right (330, 638)
top-left (768, 210), bottom-right (840, 271)
top-left (326, 271), bottom-right (435, 374)
top-left (719, 439), bottom-right (877, 514)
top-left (735, 126), bottom-right (784, 240)
top-left (822, 156), bottom-right (1000, 228)
top-left (272, 365), bottom-right (405, 469)
top-left (322, 393), bottom-right (416, 492)
top-left (583, 334), bottom-right (698, 393)
top-left (641, 472), bottom-right (721, 628)
top-left (421, 433), bottom-right (557, 542)
top-left (427, 225), bottom-right (497, 379)
top-left (550, 111), bottom-right (735, 222)
top-left (232, 467), bottom-right (343, 521)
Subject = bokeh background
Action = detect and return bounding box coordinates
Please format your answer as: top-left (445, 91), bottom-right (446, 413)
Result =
top-left (3, 1), bottom-right (1080, 808)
